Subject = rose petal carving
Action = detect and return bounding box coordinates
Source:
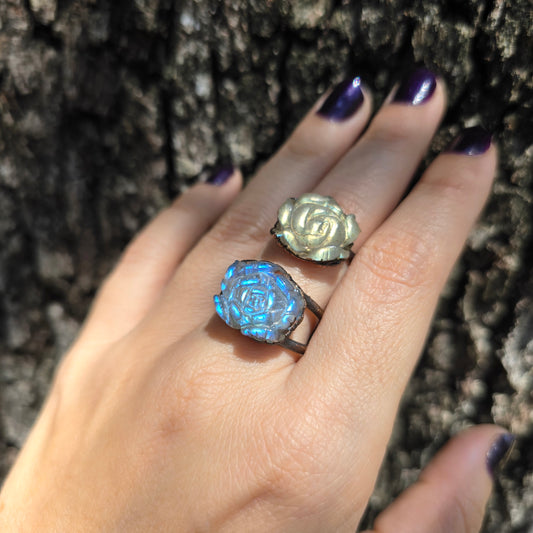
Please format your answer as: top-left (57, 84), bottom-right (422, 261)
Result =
top-left (271, 193), bottom-right (360, 263)
top-left (214, 260), bottom-right (305, 343)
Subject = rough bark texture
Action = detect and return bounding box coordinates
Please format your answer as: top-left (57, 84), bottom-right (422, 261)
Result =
top-left (0, 0), bottom-right (532, 531)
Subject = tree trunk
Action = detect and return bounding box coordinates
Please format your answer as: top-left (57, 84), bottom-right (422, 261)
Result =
top-left (0, 1), bottom-right (531, 530)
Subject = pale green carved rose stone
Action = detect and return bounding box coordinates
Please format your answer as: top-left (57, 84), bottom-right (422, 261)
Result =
top-left (272, 193), bottom-right (360, 263)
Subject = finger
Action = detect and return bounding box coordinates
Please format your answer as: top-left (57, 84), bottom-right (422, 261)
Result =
top-left (295, 129), bottom-right (496, 439)
top-left (203, 76), bottom-right (372, 259)
top-left (262, 70), bottom-right (446, 312)
top-left (161, 77), bottom-right (373, 323)
top-left (80, 169), bottom-right (241, 343)
top-left (315, 69), bottom-right (445, 251)
top-left (363, 426), bottom-right (515, 533)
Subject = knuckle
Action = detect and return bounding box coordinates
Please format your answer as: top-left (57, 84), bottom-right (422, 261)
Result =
top-left (263, 398), bottom-right (367, 517)
top-left (269, 443), bottom-right (328, 503)
top-left (150, 347), bottom-right (241, 447)
top-left (268, 401), bottom-right (341, 491)
top-left (356, 226), bottom-right (437, 302)
top-left (149, 391), bottom-right (201, 447)
top-left (155, 362), bottom-right (220, 438)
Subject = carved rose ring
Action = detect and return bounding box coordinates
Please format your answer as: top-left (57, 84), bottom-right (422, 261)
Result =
top-left (214, 260), bottom-right (322, 355)
top-left (271, 193), bottom-right (360, 264)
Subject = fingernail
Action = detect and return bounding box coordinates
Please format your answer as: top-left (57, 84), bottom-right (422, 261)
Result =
top-left (447, 126), bottom-right (492, 156)
top-left (207, 166), bottom-right (234, 186)
top-left (317, 76), bottom-right (364, 121)
top-left (392, 68), bottom-right (437, 105)
top-left (486, 433), bottom-right (515, 478)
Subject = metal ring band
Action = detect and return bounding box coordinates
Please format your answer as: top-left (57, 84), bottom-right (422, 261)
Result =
top-left (276, 293), bottom-right (323, 355)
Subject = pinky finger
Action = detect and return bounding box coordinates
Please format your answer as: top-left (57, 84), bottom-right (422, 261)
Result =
top-left (362, 426), bottom-right (515, 533)
top-left (81, 168), bottom-right (242, 343)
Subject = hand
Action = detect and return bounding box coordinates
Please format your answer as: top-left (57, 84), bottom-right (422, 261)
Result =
top-left (0, 69), bottom-right (509, 532)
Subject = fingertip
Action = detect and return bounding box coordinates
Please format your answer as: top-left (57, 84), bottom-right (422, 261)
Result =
top-left (370, 425), bottom-right (514, 533)
top-left (383, 68), bottom-right (447, 110)
top-left (420, 424), bottom-right (510, 484)
top-left (280, 80), bottom-right (373, 161)
top-left (440, 127), bottom-right (498, 178)
top-left (484, 428), bottom-right (516, 480)
top-left (314, 76), bottom-right (374, 122)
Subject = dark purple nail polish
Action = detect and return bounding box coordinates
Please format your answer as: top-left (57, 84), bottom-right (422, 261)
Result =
top-left (448, 126), bottom-right (492, 156)
top-left (317, 76), bottom-right (364, 121)
top-left (393, 68), bottom-right (437, 105)
top-left (207, 166), bottom-right (234, 186)
top-left (486, 433), bottom-right (515, 478)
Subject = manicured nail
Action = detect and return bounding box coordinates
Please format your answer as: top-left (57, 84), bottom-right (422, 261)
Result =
top-left (447, 126), bottom-right (492, 156)
top-left (393, 68), bottom-right (437, 105)
top-left (486, 433), bottom-right (515, 478)
top-left (207, 166), bottom-right (234, 186)
top-left (317, 76), bottom-right (364, 121)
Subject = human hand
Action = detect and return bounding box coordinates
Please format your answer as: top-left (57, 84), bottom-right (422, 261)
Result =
top-left (0, 69), bottom-right (512, 532)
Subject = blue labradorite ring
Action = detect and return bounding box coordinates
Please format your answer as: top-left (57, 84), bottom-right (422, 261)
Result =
top-left (271, 193), bottom-right (360, 264)
top-left (214, 260), bottom-right (323, 355)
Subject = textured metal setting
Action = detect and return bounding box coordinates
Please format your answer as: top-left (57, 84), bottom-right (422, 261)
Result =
top-left (271, 193), bottom-right (360, 263)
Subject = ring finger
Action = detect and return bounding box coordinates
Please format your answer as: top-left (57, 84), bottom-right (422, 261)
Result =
top-left (260, 69), bottom-right (447, 307)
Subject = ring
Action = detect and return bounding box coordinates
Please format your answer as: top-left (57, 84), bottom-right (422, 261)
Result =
top-left (214, 260), bottom-right (323, 355)
top-left (271, 193), bottom-right (360, 264)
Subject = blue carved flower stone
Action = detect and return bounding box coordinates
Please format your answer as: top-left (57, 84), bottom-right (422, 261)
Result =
top-left (214, 260), bottom-right (306, 343)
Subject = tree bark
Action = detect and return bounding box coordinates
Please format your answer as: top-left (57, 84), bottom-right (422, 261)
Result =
top-left (0, 1), bottom-right (531, 531)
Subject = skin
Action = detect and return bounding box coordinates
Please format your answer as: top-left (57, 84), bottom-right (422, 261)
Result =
top-left (0, 77), bottom-right (502, 532)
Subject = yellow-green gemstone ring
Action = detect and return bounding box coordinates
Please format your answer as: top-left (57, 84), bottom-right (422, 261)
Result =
top-left (270, 193), bottom-right (360, 264)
